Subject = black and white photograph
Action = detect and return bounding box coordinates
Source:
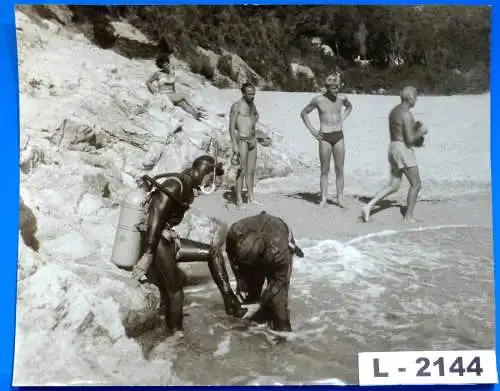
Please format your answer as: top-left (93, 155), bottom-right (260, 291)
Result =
top-left (15, 4), bottom-right (494, 386)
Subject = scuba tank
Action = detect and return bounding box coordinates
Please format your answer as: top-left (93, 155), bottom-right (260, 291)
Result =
top-left (110, 186), bottom-right (150, 269)
top-left (110, 173), bottom-right (184, 269)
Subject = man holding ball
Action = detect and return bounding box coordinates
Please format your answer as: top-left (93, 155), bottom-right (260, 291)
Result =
top-left (361, 86), bottom-right (428, 223)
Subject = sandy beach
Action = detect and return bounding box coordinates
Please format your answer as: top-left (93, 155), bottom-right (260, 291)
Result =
top-left (191, 189), bottom-right (492, 243)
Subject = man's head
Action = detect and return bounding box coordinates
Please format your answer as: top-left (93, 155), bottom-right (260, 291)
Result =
top-left (156, 54), bottom-right (171, 72)
top-left (189, 154), bottom-right (224, 189)
top-left (400, 86), bottom-right (418, 108)
top-left (325, 73), bottom-right (342, 94)
top-left (241, 82), bottom-right (256, 103)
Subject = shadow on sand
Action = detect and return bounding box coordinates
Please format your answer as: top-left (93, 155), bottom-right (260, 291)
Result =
top-left (222, 186), bottom-right (249, 206)
top-left (286, 192), bottom-right (345, 208)
top-left (353, 195), bottom-right (406, 218)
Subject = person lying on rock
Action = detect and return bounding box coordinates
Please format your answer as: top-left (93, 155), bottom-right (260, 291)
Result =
top-left (146, 54), bottom-right (208, 121)
top-left (225, 211), bottom-right (304, 332)
top-left (131, 155), bottom-right (247, 334)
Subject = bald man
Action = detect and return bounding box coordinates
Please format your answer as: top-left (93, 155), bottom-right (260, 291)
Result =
top-left (361, 86), bottom-right (428, 223)
top-left (300, 73), bottom-right (353, 208)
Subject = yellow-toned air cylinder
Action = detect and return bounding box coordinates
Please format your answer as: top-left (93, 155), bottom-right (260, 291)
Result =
top-left (110, 187), bottom-right (148, 268)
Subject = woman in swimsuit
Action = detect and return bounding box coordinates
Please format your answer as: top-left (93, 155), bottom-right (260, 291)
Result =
top-left (146, 54), bottom-right (208, 121)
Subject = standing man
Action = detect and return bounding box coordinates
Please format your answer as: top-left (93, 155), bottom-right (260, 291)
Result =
top-left (225, 211), bottom-right (304, 332)
top-left (300, 73), bottom-right (353, 208)
top-left (361, 86), bottom-right (428, 223)
top-left (130, 154), bottom-right (247, 335)
top-left (229, 82), bottom-right (261, 208)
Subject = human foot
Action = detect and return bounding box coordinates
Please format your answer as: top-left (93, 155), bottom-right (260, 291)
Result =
top-left (403, 215), bottom-right (423, 224)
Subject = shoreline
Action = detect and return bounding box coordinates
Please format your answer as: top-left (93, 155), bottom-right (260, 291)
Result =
top-left (191, 189), bottom-right (492, 243)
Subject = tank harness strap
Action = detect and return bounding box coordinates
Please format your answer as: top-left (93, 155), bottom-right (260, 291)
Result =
top-left (142, 174), bottom-right (189, 208)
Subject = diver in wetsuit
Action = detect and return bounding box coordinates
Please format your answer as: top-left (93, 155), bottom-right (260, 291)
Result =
top-left (132, 155), bottom-right (247, 334)
top-left (225, 211), bottom-right (304, 332)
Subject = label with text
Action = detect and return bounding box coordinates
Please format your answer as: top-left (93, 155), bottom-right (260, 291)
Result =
top-left (358, 350), bottom-right (498, 385)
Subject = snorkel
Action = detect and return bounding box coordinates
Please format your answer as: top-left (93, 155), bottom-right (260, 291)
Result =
top-left (199, 138), bottom-right (219, 195)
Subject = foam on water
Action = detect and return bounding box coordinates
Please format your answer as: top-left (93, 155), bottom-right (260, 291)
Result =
top-left (146, 225), bottom-right (493, 385)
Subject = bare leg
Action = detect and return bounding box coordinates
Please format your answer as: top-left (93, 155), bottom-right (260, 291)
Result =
top-left (235, 141), bottom-right (248, 207)
top-left (182, 96), bottom-right (207, 117)
top-left (318, 140), bottom-right (333, 206)
top-left (246, 143), bottom-right (261, 204)
top-left (332, 138), bottom-right (346, 207)
top-left (402, 166), bottom-right (422, 223)
top-left (362, 171), bottom-right (402, 222)
top-left (176, 100), bottom-right (199, 119)
top-left (169, 92), bottom-right (206, 120)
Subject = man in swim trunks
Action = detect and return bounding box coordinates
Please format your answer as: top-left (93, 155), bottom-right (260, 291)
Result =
top-left (300, 73), bottom-right (353, 208)
top-left (229, 82), bottom-right (261, 207)
top-left (361, 86), bottom-right (428, 224)
top-left (225, 211), bottom-right (304, 332)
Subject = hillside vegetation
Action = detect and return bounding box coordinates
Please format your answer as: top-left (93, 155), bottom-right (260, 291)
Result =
top-left (31, 5), bottom-right (491, 94)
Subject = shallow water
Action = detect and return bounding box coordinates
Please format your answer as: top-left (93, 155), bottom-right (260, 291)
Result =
top-left (146, 225), bottom-right (494, 385)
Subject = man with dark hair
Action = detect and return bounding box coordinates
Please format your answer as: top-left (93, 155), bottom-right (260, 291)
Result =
top-left (225, 211), bottom-right (304, 332)
top-left (129, 154), bottom-right (247, 334)
top-left (361, 86), bottom-right (428, 223)
top-left (229, 82), bottom-right (261, 207)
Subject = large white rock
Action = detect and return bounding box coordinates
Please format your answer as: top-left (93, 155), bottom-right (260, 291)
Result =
top-left (14, 6), bottom-right (304, 386)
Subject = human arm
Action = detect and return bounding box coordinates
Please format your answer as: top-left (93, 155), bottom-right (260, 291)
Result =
top-left (300, 99), bottom-right (321, 140)
top-left (252, 105), bottom-right (260, 129)
top-left (146, 71), bottom-right (160, 95)
top-left (403, 113), bottom-right (428, 145)
top-left (342, 96), bottom-right (353, 121)
top-left (229, 102), bottom-right (240, 153)
top-left (145, 180), bottom-right (183, 250)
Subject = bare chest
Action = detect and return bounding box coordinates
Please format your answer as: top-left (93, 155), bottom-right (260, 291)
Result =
top-left (238, 102), bottom-right (258, 117)
top-left (317, 97), bottom-right (343, 115)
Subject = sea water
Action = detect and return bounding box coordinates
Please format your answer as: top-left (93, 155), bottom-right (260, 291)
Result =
top-left (139, 92), bottom-right (492, 385)
top-left (144, 225), bottom-right (493, 385)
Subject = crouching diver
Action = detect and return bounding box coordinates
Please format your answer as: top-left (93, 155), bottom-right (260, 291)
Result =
top-left (225, 211), bottom-right (305, 332)
top-left (113, 154), bottom-right (247, 335)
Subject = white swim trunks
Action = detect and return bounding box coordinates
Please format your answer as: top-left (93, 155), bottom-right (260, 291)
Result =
top-left (388, 141), bottom-right (417, 173)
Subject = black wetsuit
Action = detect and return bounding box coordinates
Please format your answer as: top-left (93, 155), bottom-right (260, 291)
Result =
top-left (142, 169), bottom-right (245, 333)
top-left (226, 212), bottom-right (299, 332)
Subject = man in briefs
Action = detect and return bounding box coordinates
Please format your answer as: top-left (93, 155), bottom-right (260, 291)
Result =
top-left (229, 82), bottom-right (261, 208)
top-left (300, 73), bottom-right (353, 208)
top-left (225, 211), bottom-right (305, 332)
top-left (361, 86), bottom-right (428, 224)
top-left (131, 155), bottom-right (247, 334)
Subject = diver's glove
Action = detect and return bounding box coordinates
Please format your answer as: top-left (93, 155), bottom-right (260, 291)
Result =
top-left (224, 292), bottom-right (248, 318)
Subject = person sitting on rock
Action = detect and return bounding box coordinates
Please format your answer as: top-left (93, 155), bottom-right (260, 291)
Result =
top-left (131, 154), bottom-right (247, 335)
top-left (225, 211), bottom-right (304, 332)
top-left (146, 54), bottom-right (208, 121)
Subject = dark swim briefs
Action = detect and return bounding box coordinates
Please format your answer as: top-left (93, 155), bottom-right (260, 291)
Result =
top-left (320, 130), bottom-right (344, 146)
